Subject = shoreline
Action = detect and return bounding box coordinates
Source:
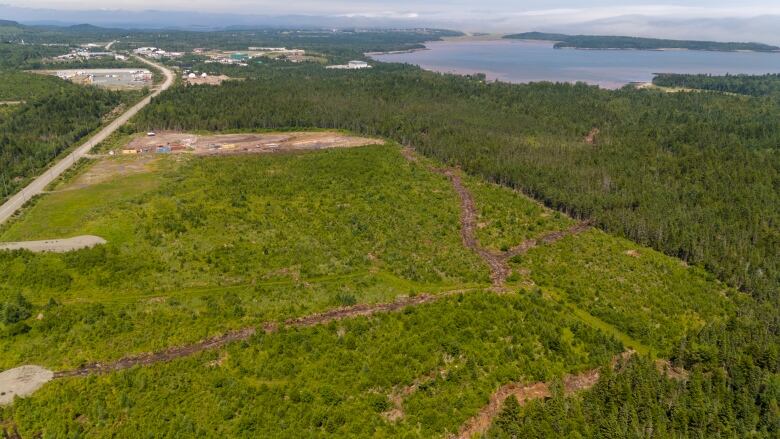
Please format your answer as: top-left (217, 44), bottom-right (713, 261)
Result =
top-left (550, 44), bottom-right (780, 54)
top-left (365, 47), bottom-right (430, 56)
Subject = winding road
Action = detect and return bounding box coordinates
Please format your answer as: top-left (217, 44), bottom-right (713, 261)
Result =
top-left (0, 56), bottom-right (174, 226)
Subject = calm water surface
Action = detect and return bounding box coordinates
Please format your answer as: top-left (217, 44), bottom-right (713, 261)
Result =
top-left (369, 40), bottom-right (780, 88)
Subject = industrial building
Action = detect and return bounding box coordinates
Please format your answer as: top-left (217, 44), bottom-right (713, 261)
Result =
top-left (326, 60), bottom-right (372, 70)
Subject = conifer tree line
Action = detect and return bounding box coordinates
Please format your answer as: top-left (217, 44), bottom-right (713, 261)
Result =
top-left (0, 83), bottom-right (134, 203)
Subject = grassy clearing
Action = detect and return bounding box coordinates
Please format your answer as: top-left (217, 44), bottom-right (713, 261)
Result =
top-left (0, 138), bottom-right (748, 437)
top-left (510, 229), bottom-right (738, 353)
top-left (5, 292), bottom-right (623, 438)
top-left (0, 144), bottom-right (490, 369)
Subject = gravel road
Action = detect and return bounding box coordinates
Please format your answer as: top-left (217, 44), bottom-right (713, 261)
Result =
top-left (0, 56), bottom-right (174, 226)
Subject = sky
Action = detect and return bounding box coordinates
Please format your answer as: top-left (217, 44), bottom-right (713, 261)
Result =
top-left (5, 1), bottom-right (780, 42)
top-left (8, 0), bottom-right (780, 19)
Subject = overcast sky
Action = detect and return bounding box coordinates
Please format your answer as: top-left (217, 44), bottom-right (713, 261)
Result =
top-left (6, 1), bottom-right (780, 42)
top-left (8, 1), bottom-right (780, 19)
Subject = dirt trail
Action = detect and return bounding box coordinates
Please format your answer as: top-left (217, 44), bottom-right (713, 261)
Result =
top-left (53, 291), bottom-right (466, 378)
top-left (383, 367), bottom-right (444, 421)
top-left (439, 167), bottom-right (510, 289)
top-left (505, 221), bottom-right (592, 260)
top-left (453, 366), bottom-right (603, 439)
top-left (401, 147), bottom-right (590, 289)
top-left (453, 351), bottom-right (685, 439)
top-left (54, 327), bottom-right (258, 378)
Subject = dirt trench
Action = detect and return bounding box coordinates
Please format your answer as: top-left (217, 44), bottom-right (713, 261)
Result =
top-left (453, 365), bottom-right (602, 439)
top-left (452, 351), bottom-right (686, 439)
top-left (401, 147), bottom-right (590, 290)
top-left (53, 291), bottom-right (467, 378)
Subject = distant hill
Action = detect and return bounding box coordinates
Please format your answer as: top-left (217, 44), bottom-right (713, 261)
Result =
top-left (504, 32), bottom-right (780, 52)
top-left (0, 19), bottom-right (24, 38)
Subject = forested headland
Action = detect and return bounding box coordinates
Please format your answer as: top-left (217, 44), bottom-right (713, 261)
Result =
top-left (505, 32), bottom-right (780, 52)
top-left (654, 73), bottom-right (780, 96)
top-left (133, 62), bottom-right (779, 303)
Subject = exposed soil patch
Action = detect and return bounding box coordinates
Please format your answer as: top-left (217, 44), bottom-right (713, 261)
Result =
top-left (585, 127), bottom-right (600, 145)
top-left (0, 366), bottom-right (54, 406)
top-left (655, 359), bottom-right (689, 381)
top-left (452, 368), bottom-right (598, 439)
top-left (453, 351), bottom-right (684, 439)
top-left (505, 221), bottom-right (592, 260)
top-left (383, 356), bottom-right (462, 421)
top-left (186, 74), bottom-right (234, 86)
top-left (54, 327), bottom-right (260, 378)
top-left (123, 131), bottom-right (382, 156)
top-left (0, 236), bottom-right (106, 253)
top-left (285, 291), bottom-right (462, 328)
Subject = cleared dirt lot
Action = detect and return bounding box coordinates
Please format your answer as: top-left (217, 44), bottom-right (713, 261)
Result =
top-left (60, 154), bottom-right (160, 190)
top-left (123, 131), bottom-right (383, 156)
top-left (0, 236), bottom-right (106, 253)
top-left (0, 366), bottom-right (53, 405)
top-left (185, 75), bottom-right (233, 86)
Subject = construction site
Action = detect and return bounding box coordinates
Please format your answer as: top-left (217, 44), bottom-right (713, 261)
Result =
top-left (41, 68), bottom-right (153, 90)
top-left (119, 131), bottom-right (383, 156)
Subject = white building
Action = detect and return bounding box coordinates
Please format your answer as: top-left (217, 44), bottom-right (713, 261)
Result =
top-left (348, 60), bottom-right (370, 69)
top-left (326, 60), bottom-right (372, 70)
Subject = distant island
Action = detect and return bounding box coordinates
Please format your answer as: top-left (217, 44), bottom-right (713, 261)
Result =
top-left (504, 32), bottom-right (780, 52)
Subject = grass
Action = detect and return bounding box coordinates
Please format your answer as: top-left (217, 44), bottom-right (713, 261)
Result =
top-left (5, 292), bottom-right (623, 438)
top-left (510, 229), bottom-right (739, 353)
top-left (462, 174), bottom-right (573, 252)
top-left (0, 138), bottom-right (743, 437)
top-left (0, 144), bottom-right (490, 369)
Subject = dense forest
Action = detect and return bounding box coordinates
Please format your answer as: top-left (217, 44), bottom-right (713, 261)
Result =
top-left (654, 73), bottom-right (780, 96)
top-left (0, 86), bottom-right (136, 203)
top-left (489, 347), bottom-right (780, 437)
top-left (505, 32), bottom-right (780, 52)
top-left (0, 43), bottom-right (66, 69)
top-left (0, 71), bottom-right (75, 101)
top-left (132, 63), bottom-right (779, 303)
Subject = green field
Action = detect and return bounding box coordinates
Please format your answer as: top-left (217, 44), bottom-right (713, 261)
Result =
top-left (5, 292), bottom-right (623, 437)
top-left (462, 174), bottom-right (573, 253)
top-left (0, 141), bottom-right (756, 437)
top-left (510, 229), bottom-right (740, 353)
top-left (0, 145), bottom-right (493, 369)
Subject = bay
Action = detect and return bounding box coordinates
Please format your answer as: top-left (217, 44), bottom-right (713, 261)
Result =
top-left (369, 39), bottom-right (780, 88)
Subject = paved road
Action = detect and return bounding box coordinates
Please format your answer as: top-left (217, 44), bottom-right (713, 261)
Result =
top-left (0, 56), bottom-right (174, 226)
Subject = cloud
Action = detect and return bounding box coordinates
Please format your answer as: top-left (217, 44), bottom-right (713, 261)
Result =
top-left (339, 11), bottom-right (420, 19)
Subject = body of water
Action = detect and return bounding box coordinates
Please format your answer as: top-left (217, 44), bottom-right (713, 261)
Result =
top-left (369, 39), bottom-right (780, 88)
